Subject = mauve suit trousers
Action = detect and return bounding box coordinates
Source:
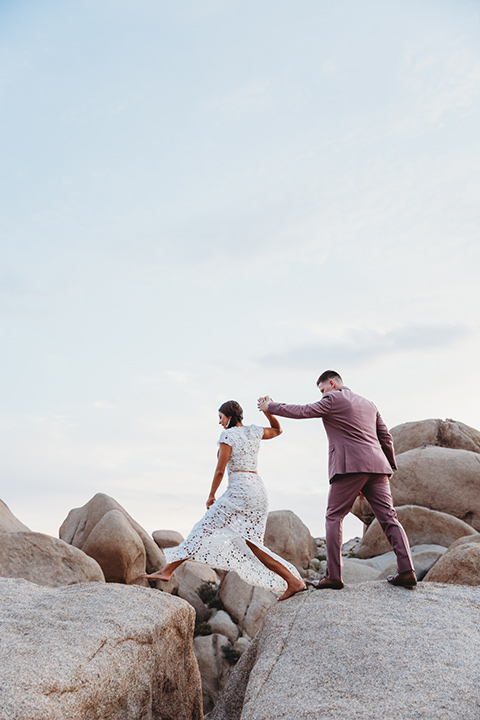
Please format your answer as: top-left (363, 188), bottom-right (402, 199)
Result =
top-left (325, 472), bottom-right (413, 580)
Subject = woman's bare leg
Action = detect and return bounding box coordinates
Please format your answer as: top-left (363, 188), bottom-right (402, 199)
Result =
top-left (141, 559), bottom-right (185, 581)
top-left (245, 540), bottom-right (306, 601)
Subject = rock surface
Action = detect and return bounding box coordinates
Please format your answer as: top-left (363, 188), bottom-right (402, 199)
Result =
top-left (424, 542), bottom-right (480, 585)
top-left (264, 510), bottom-right (316, 572)
top-left (211, 583), bottom-right (480, 720)
top-left (340, 558), bottom-right (380, 584)
top-left (0, 578), bottom-right (202, 720)
top-left (152, 529), bottom-right (184, 549)
top-left (390, 418), bottom-right (480, 455)
top-left (0, 531), bottom-right (104, 587)
top-left (356, 505), bottom-right (477, 558)
top-left (219, 571), bottom-right (276, 638)
top-left (390, 447), bottom-right (480, 531)
top-left (0, 499), bottom-right (30, 534)
top-left (60, 494), bottom-right (166, 586)
top-left (209, 610), bottom-right (240, 644)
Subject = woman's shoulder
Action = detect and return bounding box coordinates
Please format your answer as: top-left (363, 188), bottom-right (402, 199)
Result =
top-left (246, 424), bottom-right (264, 438)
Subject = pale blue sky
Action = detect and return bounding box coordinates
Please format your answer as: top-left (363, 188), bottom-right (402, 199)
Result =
top-left (1, 0), bottom-right (479, 541)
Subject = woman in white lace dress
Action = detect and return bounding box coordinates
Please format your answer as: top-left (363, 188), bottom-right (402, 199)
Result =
top-left (142, 400), bottom-right (306, 601)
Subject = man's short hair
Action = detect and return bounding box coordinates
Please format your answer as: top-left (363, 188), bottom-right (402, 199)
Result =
top-left (317, 370), bottom-right (343, 385)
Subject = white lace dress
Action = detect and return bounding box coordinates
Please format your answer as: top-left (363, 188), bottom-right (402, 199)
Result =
top-left (164, 424), bottom-right (302, 592)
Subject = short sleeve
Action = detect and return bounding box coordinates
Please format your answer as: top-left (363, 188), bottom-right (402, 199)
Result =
top-left (218, 430), bottom-right (233, 447)
top-left (251, 425), bottom-right (264, 439)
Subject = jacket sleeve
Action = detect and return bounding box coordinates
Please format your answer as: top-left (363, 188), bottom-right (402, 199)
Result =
top-left (268, 394), bottom-right (333, 419)
top-left (376, 413), bottom-right (397, 470)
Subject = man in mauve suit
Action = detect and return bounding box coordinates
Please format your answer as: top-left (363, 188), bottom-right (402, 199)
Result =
top-left (258, 370), bottom-right (416, 589)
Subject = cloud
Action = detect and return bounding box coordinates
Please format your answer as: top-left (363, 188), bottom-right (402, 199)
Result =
top-left (258, 323), bottom-right (470, 369)
top-left (208, 79), bottom-right (273, 117)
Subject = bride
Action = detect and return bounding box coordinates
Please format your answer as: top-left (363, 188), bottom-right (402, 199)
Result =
top-left (142, 400), bottom-right (306, 601)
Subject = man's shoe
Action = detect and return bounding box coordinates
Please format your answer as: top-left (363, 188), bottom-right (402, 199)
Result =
top-left (387, 570), bottom-right (417, 588)
top-left (311, 578), bottom-right (344, 590)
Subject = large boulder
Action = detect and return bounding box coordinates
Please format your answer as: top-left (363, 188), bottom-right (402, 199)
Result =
top-left (424, 542), bottom-right (480, 585)
top-left (264, 510), bottom-right (316, 573)
top-left (219, 571), bottom-right (276, 638)
top-left (447, 533), bottom-right (480, 551)
top-left (356, 505), bottom-right (476, 558)
top-left (0, 578), bottom-right (202, 720)
top-left (0, 532), bottom-right (104, 587)
top-left (211, 583), bottom-right (480, 720)
top-left (390, 418), bottom-right (480, 455)
top-left (0, 499), bottom-right (30, 534)
top-left (389, 448), bottom-right (480, 531)
top-left (60, 494), bottom-right (166, 586)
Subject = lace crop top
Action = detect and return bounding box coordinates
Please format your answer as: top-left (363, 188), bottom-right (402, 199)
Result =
top-left (217, 424), bottom-right (265, 473)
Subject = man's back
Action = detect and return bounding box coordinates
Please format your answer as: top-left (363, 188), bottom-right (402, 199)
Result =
top-left (268, 386), bottom-right (396, 479)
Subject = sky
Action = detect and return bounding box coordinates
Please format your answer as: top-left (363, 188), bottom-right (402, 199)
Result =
top-left (1, 0), bottom-right (479, 544)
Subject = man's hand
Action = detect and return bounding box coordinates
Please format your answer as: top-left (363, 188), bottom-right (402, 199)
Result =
top-left (257, 396), bottom-right (272, 412)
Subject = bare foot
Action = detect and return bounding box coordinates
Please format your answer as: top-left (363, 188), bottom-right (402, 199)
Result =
top-left (278, 580), bottom-right (307, 601)
top-left (141, 571), bottom-right (172, 582)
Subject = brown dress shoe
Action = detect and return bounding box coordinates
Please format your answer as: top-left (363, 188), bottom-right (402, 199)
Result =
top-left (387, 570), bottom-right (417, 587)
top-left (312, 578), bottom-right (344, 590)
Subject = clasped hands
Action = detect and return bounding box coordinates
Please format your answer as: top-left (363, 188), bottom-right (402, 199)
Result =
top-left (257, 395), bottom-right (272, 412)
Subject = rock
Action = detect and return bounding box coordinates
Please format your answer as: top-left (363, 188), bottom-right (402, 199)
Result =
top-left (193, 633), bottom-right (233, 715)
top-left (379, 545), bottom-right (447, 581)
top-left (340, 558), bottom-right (382, 584)
top-left (0, 532), bottom-right (104, 587)
top-left (424, 542), bottom-right (480, 585)
top-left (356, 505), bottom-right (477, 558)
top-left (447, 532), bottom-right (480, 551)
top-left (175, 560), bottom-right (219, 595)
top-left (351, 494), bottom-right (376, 526)
top-left (390, 447), bottom-right (480, 531)
top-left (177, 584), bottom-right (211, 624)
top-left (60, 493), bottom-right (166, 586)
top-left (0, 578), bottom-right (202, 720)
top-left (233, 637), bottom-right (250, 656)
top-left (211, 583), bottom-right (480, 720)
top-left (0, 499), bottom-right (30, 534)
top-left (390, 418), bottom-right (480, 455)
top-left (341, 536), bottom-right (362, 555)
top-left (209, 610), bottom-right (240, 644)
top-left (152, 529), bottom-right (184, 549)
top-left (219, 571), bottom-right (276, 638)
top-left (264, 510), bottom-right (316, 572)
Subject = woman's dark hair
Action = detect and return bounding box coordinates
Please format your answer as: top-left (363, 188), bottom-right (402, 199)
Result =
top-left (218, 400), bottom-right (243, 429)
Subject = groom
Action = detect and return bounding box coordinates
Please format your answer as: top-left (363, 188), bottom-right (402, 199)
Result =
top-left (258, 370), bottom-right (416, 589)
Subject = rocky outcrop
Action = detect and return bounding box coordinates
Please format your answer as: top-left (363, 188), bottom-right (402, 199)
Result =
top-left (0, 531), bottom-right (104, 587)
top-left (0, 578), bottom-right (202, 720)
top-left (0, 499), bottom-right (30, 534)
top-left (390, 418), bottom-right (480, 455)
top-left (390, 448), bottom-right (480, 531)
top-left (211, 583), bottom-right (480, 720)
top-left (219, 570), bottom-right (276, 638)
top-left (153, 529), bottom-right (184, 549)
top-left (356, 505), bottom-right (477, 558)
top-left (60, 494), bottom-right (166, 586)
top-left (264, 510), bottom-right (316, 573)
top-left (424, 542), bottom-right (480, 585)
top-left (378, 544), bottom-right (447, 581)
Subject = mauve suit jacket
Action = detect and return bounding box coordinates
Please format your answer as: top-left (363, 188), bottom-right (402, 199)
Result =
top-left (268, 387), bottom-right (396, 481)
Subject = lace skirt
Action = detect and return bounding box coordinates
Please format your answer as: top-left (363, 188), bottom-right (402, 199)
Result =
top-left (164, 471), bottom-right (302, 592)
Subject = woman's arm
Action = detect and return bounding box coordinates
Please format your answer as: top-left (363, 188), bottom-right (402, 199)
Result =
top-left (261, 411), bottom-right (283, 440)
top-left (206, 442), bottom-right (231, 508)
